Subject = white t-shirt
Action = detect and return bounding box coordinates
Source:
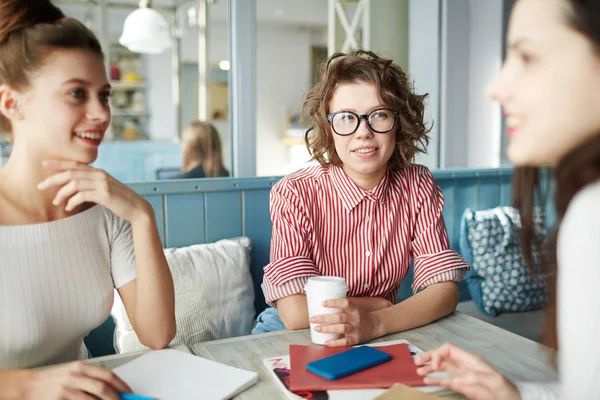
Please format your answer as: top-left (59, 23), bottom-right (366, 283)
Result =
top-left (0, 205), bottom-right (136, 368)
top-left (518, 180), bottom-right (600, 398)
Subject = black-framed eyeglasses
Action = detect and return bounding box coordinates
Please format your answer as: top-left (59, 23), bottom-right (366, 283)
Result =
top-left (326, 108), bottom-right (398, 136)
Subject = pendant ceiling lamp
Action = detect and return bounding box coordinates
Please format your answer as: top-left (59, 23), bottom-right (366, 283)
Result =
top-left (119, 0), bottom-right (172, 54)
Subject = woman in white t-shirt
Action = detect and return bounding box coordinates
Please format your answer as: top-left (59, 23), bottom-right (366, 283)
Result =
top-left (0, 1), bottom-right (176, 399)
top-left (415, 0), bottom-right (600, 398)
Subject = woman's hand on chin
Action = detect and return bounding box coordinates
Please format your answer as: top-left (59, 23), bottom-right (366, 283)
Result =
top-left (38, 160), bottom-right (152, 223)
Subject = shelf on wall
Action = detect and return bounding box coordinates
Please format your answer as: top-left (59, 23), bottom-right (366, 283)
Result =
top-left (281, 136), bottom-right (305, 147)
top-left (111, 82), bottom-right (147, 90)
top-left (112, 110), bottom-right (149, 117)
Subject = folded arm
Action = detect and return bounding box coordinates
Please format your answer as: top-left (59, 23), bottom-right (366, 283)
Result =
top-left (117, 205), bottom-right (176, 349)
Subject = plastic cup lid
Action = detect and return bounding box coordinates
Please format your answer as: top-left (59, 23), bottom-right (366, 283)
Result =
top-left (304, 276), bottom-right (348, 293)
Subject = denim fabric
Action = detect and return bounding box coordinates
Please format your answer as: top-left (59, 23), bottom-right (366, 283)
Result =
top-left (251, 307), bottom-right (286, 334)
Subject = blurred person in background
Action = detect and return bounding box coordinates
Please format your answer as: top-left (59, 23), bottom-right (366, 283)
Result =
top-left (173, 121), bottom-right (229, 179)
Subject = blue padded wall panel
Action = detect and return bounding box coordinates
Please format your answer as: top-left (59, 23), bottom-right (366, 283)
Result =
top-left (447, 177), bottom-right (478, 303)
top-left (500, 175), bottom-right (513, 207)
top-left (396, 265), bottom-right (415, 303)
top-left (164, 193), bottom-right (206, 248)
top-left (452, 178), bottom-right (479, 251)
top-left (204, 192), bottom-right (243, 243)
top-left (243, 189), bottom-right (273, 314)
top-left (478, 177), bottom-right (502, 210)
top-left (144, 195), bottom-right (165, 246)
top-left (437, 179), bottom-right (456, 248)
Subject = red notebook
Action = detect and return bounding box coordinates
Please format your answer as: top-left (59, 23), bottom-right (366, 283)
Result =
top-left (289, 343), bottom-right (424, 391)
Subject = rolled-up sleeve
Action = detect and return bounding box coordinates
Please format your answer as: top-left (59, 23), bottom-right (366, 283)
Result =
top-left (411, 168), bottom-right (469, 292)
top-left (261, 180), bottom-right (320, 306)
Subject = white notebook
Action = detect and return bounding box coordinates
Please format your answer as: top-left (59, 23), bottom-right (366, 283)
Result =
top-left (113, 349), bottom-right (259, 400)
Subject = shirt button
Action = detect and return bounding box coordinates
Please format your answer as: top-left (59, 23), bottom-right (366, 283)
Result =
top-left (366, 216), bottom-right (371, 222)
top-left (365, 250), bottom-right (371, 257)
top-left (364, 283), bottom-right (370, 288)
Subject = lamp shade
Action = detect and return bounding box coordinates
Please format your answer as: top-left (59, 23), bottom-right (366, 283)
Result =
top-left (119, 7), bottom-right (172, 54)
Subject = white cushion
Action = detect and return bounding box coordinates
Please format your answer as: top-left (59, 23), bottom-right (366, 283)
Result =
top-left (112, 236), bottom-right (255, 353)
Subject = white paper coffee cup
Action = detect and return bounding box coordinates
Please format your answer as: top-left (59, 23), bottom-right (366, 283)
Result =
top-left (304, 276), bottom-right (349, 345)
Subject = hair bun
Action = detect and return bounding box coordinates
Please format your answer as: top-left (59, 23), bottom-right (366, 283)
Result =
top-left (0, 0), bottom-right (64, 43)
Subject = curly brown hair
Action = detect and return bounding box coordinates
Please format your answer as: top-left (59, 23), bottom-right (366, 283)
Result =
top-left (301, 49), bottom-right (431, 171)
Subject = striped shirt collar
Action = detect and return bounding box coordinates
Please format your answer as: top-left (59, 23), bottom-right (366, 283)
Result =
top-left (329, 164), bottom-right (391, 212)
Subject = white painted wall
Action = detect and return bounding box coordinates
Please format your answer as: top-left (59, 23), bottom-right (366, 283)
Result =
top-left (440, 0), bottom-right (504, 168)
top-left (255, 25), bottom-right (313, 176)
top-left (467, 0), bottom-right (503, 167)
top-left (371, 1), bottom-right (409, 80)
top-left (408, 0), bottom-right (441, 169)
top-left (440, 0), bottom-right (470, 168)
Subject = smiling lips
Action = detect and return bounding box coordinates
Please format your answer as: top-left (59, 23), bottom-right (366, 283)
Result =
top-left (505, 115), bottom-right (523, 138)
top-left (73, 130), bottom-right (103, 145)
top-left (351, 147), bottom-right (377, 158)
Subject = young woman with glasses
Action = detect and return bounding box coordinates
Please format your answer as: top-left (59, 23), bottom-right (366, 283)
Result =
top-left (257, 50), bottom-right (469, 346)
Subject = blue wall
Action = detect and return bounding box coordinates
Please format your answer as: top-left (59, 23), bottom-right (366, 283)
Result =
top-left (93, 141), bottom-right (182, 182)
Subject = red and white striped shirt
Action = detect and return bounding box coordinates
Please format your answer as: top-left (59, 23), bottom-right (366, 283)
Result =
top-left (262, 163), bottom-right (468, 306)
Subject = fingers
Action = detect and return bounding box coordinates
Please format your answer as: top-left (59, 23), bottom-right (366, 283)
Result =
top-left (429, 370), bottom-right (511, 400)
top-left (438, 342), bottom-right (490, 370)
top-left (324, 336), bottom-right (356, 347)
top-left (38, 169), bottom-right (103, 191)
top-left (322, 298), bottom-right (352, 309)
top-left (67, 377), bottom-right (121, 400)
top-left (415, 345), bottom-right (451, 371)
top-left (52, 179), bottom-right (97, 206)
top-left (415, 342), bottom-right (491, 373)
top-left (417, 359), bottom-right (462, 376)
top-left (414, 351), bottom-right (433, 366)
top-left (423, 376), bottom-right (494, 400)
top-left (79, 363), bottom-right (131, 393)
top-left (64, 389), bottom-right (96, 400)
top-left (310, 312), bottom-right (350, 325)
top-left (65, 191), bottom-right (94, 212)
top-left (315, 322), bottom-right (350, 334)
top-left (64, 362), bottom-right (130, 400)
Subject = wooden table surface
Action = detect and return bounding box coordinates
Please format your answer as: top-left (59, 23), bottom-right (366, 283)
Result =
top-left (87, 343), bottom-right (192, 370)
top-left (191, 311), bottom-right (557, 399)
top-left (88, 311), bottom-right (557, 399)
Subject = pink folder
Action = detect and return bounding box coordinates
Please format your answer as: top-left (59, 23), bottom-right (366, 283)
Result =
top-left (289, 343), bottom-right (425, 392)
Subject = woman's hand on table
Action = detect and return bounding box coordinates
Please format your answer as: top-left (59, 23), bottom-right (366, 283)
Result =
top-left (309, 298), bottom-right (389, 346)
top-left (414, 342), bottom-right (520, 400)
top-left (25, 361), bottom-right (131, 400)
top-left (38, 160), bottom-right (153, 224)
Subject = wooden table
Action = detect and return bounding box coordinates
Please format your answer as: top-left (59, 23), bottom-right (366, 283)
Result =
top-left (87, 344), bottom-right (192, 369)
top-left (191, 311), bottom-right (558, 399)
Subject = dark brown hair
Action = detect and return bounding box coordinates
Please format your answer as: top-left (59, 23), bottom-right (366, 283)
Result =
top-left (515, 0), bottom-right (600, 351)
top-left (182, 121), bottom-right (226, 178)
top-left (301, 49), bottom-right (431, 171)
top-left (0, 0), bottom-right (104, 132)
